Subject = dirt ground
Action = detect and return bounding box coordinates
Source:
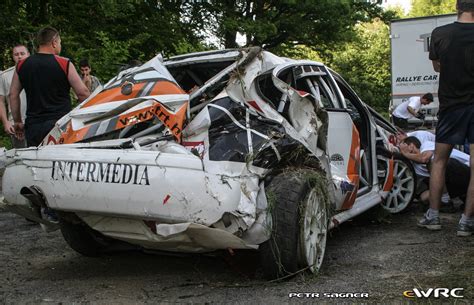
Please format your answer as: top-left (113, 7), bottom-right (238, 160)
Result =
top-left (1, 200), bottom-right (473, 304)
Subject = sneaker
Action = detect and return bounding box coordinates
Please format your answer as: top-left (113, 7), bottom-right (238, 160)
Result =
top-left (417, 215), bottom-right (442, 230)
top-left (457, 222), bottom-right (474, 237)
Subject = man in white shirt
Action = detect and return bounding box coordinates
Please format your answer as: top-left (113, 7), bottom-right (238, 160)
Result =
top-left (396, 129), bottom-right (435, 146)
top-left (392, 93), bottom-right (434, 130)
top-left (401, 137), bottom-right (470, 211)
top-left (0, 44), bottom-right (29, 148)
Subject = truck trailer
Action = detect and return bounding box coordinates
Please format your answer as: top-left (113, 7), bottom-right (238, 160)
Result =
top-left (389, 14), bottom-right (456, 128)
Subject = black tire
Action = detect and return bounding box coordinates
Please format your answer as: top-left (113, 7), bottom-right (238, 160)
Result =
top-left (60, 219), bottom-right (109, 257)
top-left (379, 155), bottom-right (417, 213)
top-left (259, 170), bottom-right (328, 280)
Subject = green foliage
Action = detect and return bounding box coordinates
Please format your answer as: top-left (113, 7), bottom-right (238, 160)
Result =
top-left (75, 31), bottom-right (131, 82)
top-left (0, 130), bottom-right (12, 149)
top-left (382, 3), bottom-right (408, 18)
top-left (187, 0), bottom-right (394, 50)
top-left (275, 44), bottom-right (323, 62)
top-left (409, 0), bottom-right (456, 17)
top-left (323, 18), bottom-right (391, 112)
top-left (0, 0), bottom-right (401, 118)
top-left (0, 0), bottom-right (205, 82)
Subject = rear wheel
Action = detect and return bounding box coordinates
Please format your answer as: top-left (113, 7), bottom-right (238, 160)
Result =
top-left (260, 170), bottom-right (330, 279)
top-left (60, 218), bottom-right (109, 257)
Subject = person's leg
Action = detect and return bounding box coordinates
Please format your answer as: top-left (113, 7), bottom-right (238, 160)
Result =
top-left (429, 143), bottom-right (453, 210)
top-left (445, 159), bottom-right (470, 198)
top-left (464, 146), bottom-right (474, 217)
top-left (393, 116), bottom-right (408, 130)
top-left (400, 118), bottom-right (408, 130)
top-left (457, 143), bottom-right (474, 236)
top-left (418, 142), bottom-right (453, 230)
top-left (420, 190), bottom-right (429, 202)
top-left (442, 159), bottom-right (468, 213)
top-left (456, 106), bottom-right (474, 236)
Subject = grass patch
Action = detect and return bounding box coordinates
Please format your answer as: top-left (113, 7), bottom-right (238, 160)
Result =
top-left (0, 129), bottom-right (12, 149)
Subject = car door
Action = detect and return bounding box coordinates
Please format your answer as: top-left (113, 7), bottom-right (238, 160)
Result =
top-left (326, 109), bottom-right (361, 211)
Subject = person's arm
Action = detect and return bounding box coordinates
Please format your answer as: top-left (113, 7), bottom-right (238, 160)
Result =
top-left (429, 28), bottom-right (441, 73)
top-left (407, 106), bottom-right (418, 116)
top-left (0, 76), bottom-right (13, 134)
top-left (0, 75), bottom-right (14, 134)
top-left (406, 97), bottom-right (420, 116)
top-left (0, 95), bottom-right (14, 135)
top-left (432, 60), bottom-right (441, 72)
top-left (9, 70), bottom-right (24, 140)
top-left (68, 62), bottom-right (90, 102)
top-left (400, 147), bottom-right (433, 164)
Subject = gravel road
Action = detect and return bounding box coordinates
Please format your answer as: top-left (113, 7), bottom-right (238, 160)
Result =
top-left (1, 202), bottom-right (473, 304)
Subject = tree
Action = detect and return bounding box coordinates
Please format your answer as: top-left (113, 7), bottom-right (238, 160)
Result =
top-left (186, 0), bottom-right (396, 51)
top-left (321, 18), bottom-right (392, 112)
top-left (0, 0), bottom-right (208, 79)
top-left (409, 0), bottom-right (456, 17)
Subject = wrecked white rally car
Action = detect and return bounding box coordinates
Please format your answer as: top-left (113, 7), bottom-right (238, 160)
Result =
top-left (0, 47), bottom-right (415, 279)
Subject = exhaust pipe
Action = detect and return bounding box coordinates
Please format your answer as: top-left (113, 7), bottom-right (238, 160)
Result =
top-left (20, 186), bottom-right (59, 232)
top-left (20, 186), bottom-right (47, 209)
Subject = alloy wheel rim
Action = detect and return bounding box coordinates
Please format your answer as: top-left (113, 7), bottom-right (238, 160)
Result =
top-left (383, 159), bottom-right (415, 213)
top-left (300, 189), bottom-right (328, 273)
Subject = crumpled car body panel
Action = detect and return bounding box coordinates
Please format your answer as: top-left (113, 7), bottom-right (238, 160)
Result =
top-left (0, 48), bottom-right (399, 252)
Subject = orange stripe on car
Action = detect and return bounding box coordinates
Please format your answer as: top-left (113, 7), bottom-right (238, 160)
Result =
top-left (81, 83), bottom-right (147, 108)
top-left (82, 80), bottom-right (185, 109)
top-left (382, 158), bottom-right (395, 192)
top-left (341, 125), bottom-right (361, 210)
top-left (60, 124), bottom-right (91, 144)
top-left (148, 81), bottom-right (185, 96)
top-left (58, 101), bottom-right (188, 144)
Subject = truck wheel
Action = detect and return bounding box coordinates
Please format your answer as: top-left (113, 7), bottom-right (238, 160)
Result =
top-left (60, 219), bottom-right (109, 257)
top-left (379, 156), bottom-right (416, 213)
top-left (260, 170), bottom-right (329, 279)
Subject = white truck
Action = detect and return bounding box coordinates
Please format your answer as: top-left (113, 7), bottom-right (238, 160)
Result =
top-left (389, 14), bottom-right (456, 128)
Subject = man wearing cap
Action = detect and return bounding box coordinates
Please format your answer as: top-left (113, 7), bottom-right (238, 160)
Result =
top-left (391, 93), bottom-right (434, 130)
top-left (420, 0), bottom-right (474, 236)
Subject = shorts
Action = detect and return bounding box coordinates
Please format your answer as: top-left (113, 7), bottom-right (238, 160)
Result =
top-left (436, 104), bottom-right (474, 145)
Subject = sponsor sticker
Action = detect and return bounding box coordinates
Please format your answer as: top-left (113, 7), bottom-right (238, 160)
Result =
top-left (51, 160), bottom-right (150, 186)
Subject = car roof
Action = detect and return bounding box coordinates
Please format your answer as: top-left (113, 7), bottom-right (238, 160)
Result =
top-left (164, 49), bottom-right (243, 67)
top-left (164, 47), bottom-right (326, 68)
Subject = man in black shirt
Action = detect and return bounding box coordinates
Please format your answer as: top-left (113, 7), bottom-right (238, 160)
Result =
top-left (9, 26), bottom-right (90, 146)
top-left (419, 0), bottom-right (474, 236)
